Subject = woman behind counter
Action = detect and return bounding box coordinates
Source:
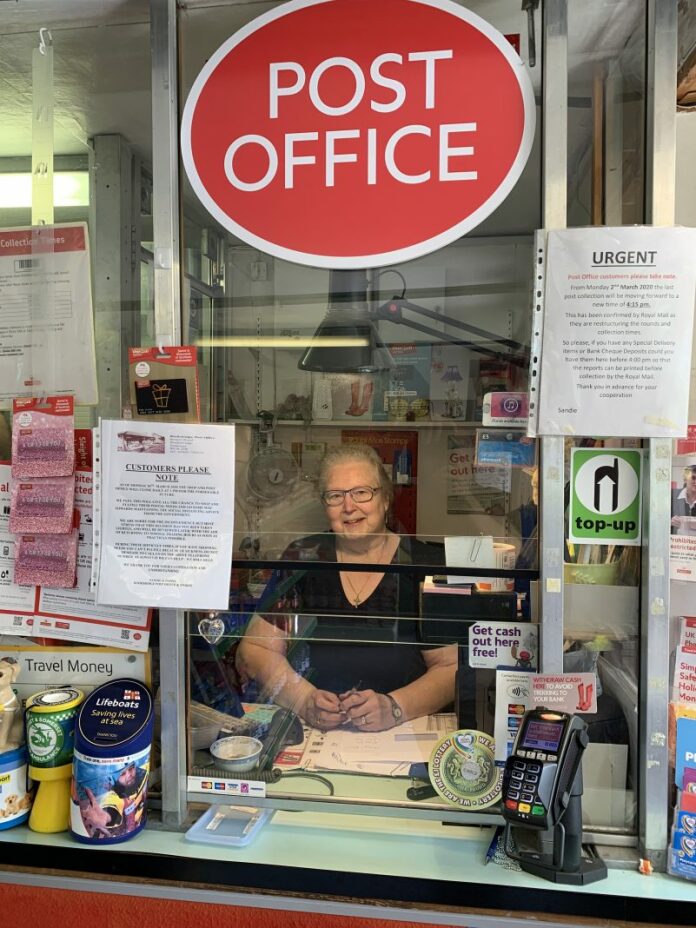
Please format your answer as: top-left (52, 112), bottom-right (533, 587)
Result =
top-left (236, 444), bottom-right (457, 732)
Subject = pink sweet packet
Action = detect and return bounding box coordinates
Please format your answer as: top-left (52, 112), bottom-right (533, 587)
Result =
top-left (14, 528), bottom-right (78, 589)
top-left (9, 475), bottom-right (76, 535)
top-left (12, 396), bottom-right (75, 478)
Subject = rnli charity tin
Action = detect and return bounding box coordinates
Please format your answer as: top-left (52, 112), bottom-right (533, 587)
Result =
top-left (70, 679), bottom-right (153, 844)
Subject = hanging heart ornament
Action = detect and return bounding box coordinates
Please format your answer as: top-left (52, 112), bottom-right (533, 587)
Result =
top-left (198, 612), bottom-right (225, 644)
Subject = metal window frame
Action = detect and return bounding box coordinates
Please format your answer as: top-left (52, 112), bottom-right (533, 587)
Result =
top-left (150, 0), bottom-right (187, 828)
top-left (639, 0), bottom-right (677, 869)
top-left (151, 0), bottom-right (679, 858)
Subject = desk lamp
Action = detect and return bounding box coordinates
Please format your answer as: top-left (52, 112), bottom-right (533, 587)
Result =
top-left (298, 269), bottom-right (393, 373)
top-left (299, 267), bottom-right (528, 375)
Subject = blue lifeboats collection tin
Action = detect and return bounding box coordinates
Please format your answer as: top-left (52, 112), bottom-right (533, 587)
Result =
top-left (70, 679), bottom-right (153, 844)
top-left (0, 746), bottom-right (32, 829)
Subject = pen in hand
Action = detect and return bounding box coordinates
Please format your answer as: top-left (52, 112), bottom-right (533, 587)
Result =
top-left (339, 681), bottom-right (362, 725)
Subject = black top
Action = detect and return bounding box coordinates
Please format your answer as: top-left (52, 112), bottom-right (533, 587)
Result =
top-left (672, 487), bottom-right (696, 518)
top-left (257, 534), bottom-right (443, 694)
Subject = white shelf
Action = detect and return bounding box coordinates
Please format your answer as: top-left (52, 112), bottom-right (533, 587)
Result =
top-left (231, 419), bottom-right (485, 429)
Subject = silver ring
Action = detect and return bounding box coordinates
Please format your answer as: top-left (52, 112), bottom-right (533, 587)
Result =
top-left (361, 715), bottom-right (368, 726)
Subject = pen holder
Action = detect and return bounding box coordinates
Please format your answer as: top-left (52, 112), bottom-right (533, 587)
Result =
top-left (25, 687), bottom-right (84, 833)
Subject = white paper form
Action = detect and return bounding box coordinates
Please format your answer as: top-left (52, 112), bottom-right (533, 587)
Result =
top-left (0, 224), bottom-right (98, 407)
top-left (95, 420), bottom-right (235, 610)
top-left (287, 713), bottom-right (457, 775)
top-left (0, 462), bottom-right (37, 635)
top-left (534, 226), bottom-right (696, 438)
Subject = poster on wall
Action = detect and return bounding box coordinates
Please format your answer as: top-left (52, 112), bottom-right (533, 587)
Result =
top-left (0, 224), bottom-right (98, 407)
top-left (670, 449), bottom-right (696, 582)
top-left (446, 434), bottom-right (509, 514)
top-left (532, 226), bottom-right (696, 438)
top-left (93, 420), bottom-right (235, 610)
top-left (0, 462), bottom-right (37, 624)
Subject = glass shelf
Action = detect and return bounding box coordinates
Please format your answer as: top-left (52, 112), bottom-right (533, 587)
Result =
top-left (230, 419), bottom-right (490, 429)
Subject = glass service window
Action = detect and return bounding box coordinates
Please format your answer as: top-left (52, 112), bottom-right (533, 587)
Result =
top-left (180, 0), bottom-right (542, 823)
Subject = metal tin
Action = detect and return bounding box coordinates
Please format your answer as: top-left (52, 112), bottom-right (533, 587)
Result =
top-left (71, 679), bottom-right (153, 844)
top-left (25, 687), bottom-right (84, 770)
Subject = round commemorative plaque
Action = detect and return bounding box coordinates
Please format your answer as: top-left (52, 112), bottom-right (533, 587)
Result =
top-left (428, 729), bottom-right (501, 809)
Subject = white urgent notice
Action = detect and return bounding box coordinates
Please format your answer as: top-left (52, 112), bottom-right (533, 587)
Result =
top-left (533, 226), bottom-right (696, 437)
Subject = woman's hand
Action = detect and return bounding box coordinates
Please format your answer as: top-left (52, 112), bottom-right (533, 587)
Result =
top-left (299, 688), bottom-right (346, 730)
top-left (338, 688), bottom-right (394, 731)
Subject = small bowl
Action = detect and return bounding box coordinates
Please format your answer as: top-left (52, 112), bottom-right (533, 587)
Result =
top-left (210, 735), bottom-right (263, 773)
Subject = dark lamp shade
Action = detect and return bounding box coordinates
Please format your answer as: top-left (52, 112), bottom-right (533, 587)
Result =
top-left (441, 364), bottom-right (463, 382)
top-left (298, 311), bottom-right (393, 373)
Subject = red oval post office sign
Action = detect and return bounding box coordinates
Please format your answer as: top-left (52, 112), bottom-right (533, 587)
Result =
top-left (181, 0), bottom-right (535, 269)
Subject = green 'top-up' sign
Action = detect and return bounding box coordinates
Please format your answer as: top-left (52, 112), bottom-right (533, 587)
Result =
top-left (569, 448), bottom-right (643, 546)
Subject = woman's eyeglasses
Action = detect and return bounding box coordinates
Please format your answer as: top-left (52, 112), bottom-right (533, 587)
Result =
top-left (321, 486), bottom-right (381, 506)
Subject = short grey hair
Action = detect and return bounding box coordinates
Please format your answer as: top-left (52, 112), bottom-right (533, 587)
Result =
top-left (318, 443), bottom-right (394, 508)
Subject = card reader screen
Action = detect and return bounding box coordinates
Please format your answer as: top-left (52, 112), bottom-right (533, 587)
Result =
top-left (521, 720), bottom-right (564, 752)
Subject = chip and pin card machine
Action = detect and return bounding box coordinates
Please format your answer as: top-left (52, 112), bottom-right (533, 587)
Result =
top-left (501, 708), bottom-right (607, 885)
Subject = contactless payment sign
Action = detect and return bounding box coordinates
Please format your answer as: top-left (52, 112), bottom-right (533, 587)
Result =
top-left (569, 448), bottom-right (643, 545)
top-left (181, 0), bottom-right (535, 268)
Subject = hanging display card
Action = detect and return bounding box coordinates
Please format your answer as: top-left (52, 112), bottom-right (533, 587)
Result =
top-left (128, 346), bottom-right (201, 423)
top-left (0, 446), bottom-right (151, 649)
top-left (36, 431), bottom-right (151, 650)
top-left (532, 226), bottom-right (696, 437)
top-left (0, 224), bottom-right (98, 407)
top-left (0, 462), bottom-right (37, 626)
top-left (94, 420), bottom-right (235, 610)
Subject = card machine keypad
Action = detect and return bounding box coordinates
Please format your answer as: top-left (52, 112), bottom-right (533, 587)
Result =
top-left (503, 756), bottom-right (551, 822)
top-left (502, 709), bottom-right (578, 830)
